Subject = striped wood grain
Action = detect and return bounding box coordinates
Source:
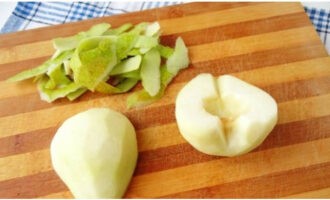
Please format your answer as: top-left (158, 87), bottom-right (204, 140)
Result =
top-left (0, 2), bottom-right (329, 198)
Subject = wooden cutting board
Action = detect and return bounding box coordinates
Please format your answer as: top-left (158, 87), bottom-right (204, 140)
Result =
top-left (0, 2), bottom-right (330, 198)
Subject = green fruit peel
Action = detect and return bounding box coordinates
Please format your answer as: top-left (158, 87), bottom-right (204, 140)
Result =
top-left (7, 22), bottom-right (189, 108)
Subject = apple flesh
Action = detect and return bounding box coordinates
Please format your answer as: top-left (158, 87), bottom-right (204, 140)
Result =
top-left (175, 74), bottom-right (278, 157)
top-left (50, 108), bottom-right (138, 198)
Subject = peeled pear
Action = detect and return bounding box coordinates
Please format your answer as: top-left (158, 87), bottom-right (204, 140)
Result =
top-left (50, 108), bottom-right (138, 198)
top-left (175, 74), bottom-right (278, 157)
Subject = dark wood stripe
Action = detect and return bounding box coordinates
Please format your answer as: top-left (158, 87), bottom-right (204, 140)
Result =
top-left (0, 43), bottom-right (326, 118)
top-left (0, 170), bottom-right (66, 198)
top-left (161, 162), bottom-right (330, 198)
top-left (134, 115), bottom-right (330, 175)
top-left (0, 2), bottom-right (258, 48)
top-left (0, 56), bottom-right (49, 81)
top-left (263, 76), bottom-right (330, 104)
top-left (126, 104), bottom-right (175, 130)
top-left (160, 12), bottom-right (310, 47)
top-left (0, 127), bottom-right (54, 158)
top-left (0, 11), bottom-right (313, 81)
top-left (1, 76), bottom-right (329, 158)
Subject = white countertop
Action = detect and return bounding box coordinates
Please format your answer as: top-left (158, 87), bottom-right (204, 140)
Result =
top-left (0, 2), bottom-right (16, 30)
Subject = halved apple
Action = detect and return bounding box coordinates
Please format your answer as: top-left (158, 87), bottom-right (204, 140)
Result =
top-left (175, 74), bottom-right (278, 157)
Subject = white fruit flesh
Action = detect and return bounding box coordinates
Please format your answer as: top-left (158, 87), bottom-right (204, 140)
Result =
top-left (175, 74), bottom-right (278, 157)
top-left (50, 108), bottom-right (138, 198)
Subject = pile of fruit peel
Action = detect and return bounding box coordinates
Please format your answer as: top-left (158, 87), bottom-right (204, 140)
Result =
top-left (7, 22), bottom-right (189, 108)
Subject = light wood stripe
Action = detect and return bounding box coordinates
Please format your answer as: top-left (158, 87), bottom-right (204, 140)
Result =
top-left (1, 94), bottom-right (329, 181)
top-left (125, 138), bottom-right (330, 197)
top-left (163, 162), bottom-right (330, 198)
top-left (138, 123), bottom-right (184, 152)
top-left (285, 187), bottom-right (330, 198)
top-left (0, 149), bottom-right (51, 182)
top-left (0, 80), bottom-right (36, 99)
top-left (0, 8), bottom-right (307, 65)
top-left (278, 94), bottom-right (330, 124)
top-left (0, 41), bottom-right (53, 65)
top-left (1, 57), bottom-right (330, 138)
top-left (159, 2), bottom-right (302, 35)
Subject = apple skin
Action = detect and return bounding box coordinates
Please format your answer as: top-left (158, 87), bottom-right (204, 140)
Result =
top-left (50, 108), bottom-right (138, 198)
top-left (175, 74), bottom-right (278, 157)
